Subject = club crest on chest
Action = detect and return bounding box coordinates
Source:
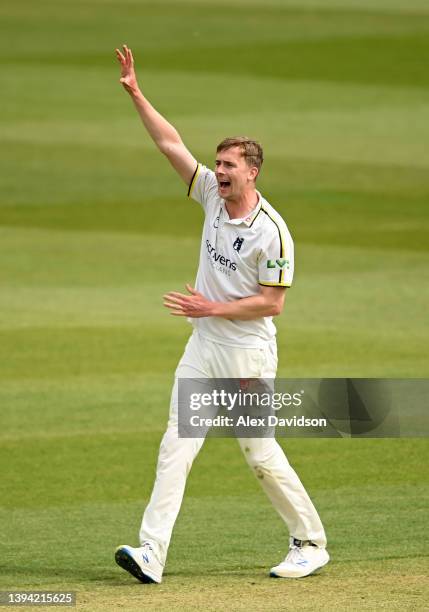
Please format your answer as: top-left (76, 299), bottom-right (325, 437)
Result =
top-left (233, 237), bottom-right (244, 252)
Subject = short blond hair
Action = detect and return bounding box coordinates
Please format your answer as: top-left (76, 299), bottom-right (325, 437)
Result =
top-left (216, 136), bottom-right (264, 172)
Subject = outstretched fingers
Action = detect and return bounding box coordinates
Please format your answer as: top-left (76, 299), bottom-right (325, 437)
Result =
top-left (185, 283), bottom-right (198, 295)
top-left (164, 291), bottom-right (189, 302)
top-left (115, 48), bottom-right (126, 64)
top-left (123, 44), bottom-right (134, 67)
top-left (115, 45), bottom-right (134, 68)
top-left (163, 300), bottom-right (186, 316)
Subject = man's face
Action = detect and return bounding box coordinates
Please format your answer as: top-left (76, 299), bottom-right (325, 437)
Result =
top-left (215, 146), bottom-right (258, 201)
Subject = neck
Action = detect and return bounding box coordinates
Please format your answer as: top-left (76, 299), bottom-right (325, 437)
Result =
top-left (225, 188), bottom-right (259, 220)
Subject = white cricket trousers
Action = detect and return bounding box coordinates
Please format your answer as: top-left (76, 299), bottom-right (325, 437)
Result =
top-left (139, 331), bottom-right (327, 564)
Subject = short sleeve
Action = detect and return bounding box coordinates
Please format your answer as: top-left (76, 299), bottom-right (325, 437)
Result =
top-left (187, 163), bottom-right (218, 212)
top-left (258, 221), bottom-right (294, 288)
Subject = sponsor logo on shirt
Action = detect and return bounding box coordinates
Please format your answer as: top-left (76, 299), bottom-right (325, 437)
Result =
top-left (205, 240), bottom-right (237, 271)
top-left (267, 258), bottom-right (289, 269)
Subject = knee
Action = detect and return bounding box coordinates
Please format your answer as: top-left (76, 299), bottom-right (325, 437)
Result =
top-left (157, 428), bottom-right (202, 473)
top-left (240, 440), bottom-right (286, 479)
top-left (242, 444), bottom-right (269, 474)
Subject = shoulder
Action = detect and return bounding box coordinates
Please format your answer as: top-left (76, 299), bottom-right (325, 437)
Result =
top-left (188, 163), bottom-right (217, 196)
top-left (258, 198), bottom-right (293, 243)
top-left (188, 163), bottom-right (220, 212)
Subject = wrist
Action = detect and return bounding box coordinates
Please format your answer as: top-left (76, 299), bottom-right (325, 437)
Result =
top-left (210, 301), bottom-right (225, 318)
top-left (127, 84), bottom-right (143, 99)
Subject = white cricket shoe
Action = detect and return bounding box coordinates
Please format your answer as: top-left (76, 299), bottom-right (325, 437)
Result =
top-left (270, 538), bottom-right (329, 578)
top-left (115, 542), bottom-right (163, 584)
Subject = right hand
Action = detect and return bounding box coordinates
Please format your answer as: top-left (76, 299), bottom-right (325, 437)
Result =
top-left (115, 45), bottom-right (138, 93)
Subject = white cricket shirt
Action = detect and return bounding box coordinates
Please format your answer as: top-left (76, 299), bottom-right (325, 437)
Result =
top-left (188, 163), bottom-right (294, 348)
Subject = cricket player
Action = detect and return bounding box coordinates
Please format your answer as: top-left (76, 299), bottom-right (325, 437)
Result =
top-left (114, 45), bottom-right (329, 583)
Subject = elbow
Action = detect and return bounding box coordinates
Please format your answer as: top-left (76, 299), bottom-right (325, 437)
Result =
top-left (259, 287), bottom-right (286, 317)
top-left (159, 142), bottom-right (172, 156)
top-left (159, 139), bottom-right (181, 157)
top-left (269, 302), bottom-right (283, 317)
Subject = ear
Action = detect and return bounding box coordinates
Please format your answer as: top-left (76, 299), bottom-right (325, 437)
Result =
top-left (248, 166), bottom-right (259, 182)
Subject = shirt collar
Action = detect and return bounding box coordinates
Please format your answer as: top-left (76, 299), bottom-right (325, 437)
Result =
top-left (222, 193), bottom-right (262, 227)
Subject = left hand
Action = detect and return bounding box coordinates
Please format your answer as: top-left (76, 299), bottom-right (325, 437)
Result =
top-left (163, 284), bottom-right (215, 318)
top-left (115, 45), bottom-right (139, 94)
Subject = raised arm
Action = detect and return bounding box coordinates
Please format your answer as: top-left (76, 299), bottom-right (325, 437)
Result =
top-left (115, 45), bottom-right (197, 185)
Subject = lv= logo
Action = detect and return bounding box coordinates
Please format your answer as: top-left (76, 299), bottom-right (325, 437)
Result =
top-left (267, 258), bottom-right (289, 269)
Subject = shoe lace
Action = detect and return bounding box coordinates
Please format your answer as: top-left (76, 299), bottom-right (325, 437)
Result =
top-left (285, 544), bottom-right (307, 565)
top-left (142, 541), bottom-right (163, 566)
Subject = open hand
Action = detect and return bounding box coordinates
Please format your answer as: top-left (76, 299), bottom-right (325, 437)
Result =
top-left (163, 284), bottom-right (216, 318)
top-left (115, 44), bottom-right (138, 93)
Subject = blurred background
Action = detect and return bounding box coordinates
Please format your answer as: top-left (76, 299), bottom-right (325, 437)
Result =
top-left (1, 1), bottom-right (428, 608)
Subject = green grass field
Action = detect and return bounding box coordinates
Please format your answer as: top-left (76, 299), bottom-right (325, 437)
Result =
top-left (1, 0), bottom-right (428, 609)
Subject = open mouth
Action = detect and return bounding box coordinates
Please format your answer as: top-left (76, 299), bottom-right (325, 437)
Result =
top-left (219, 181), bottom-right (230, 189)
